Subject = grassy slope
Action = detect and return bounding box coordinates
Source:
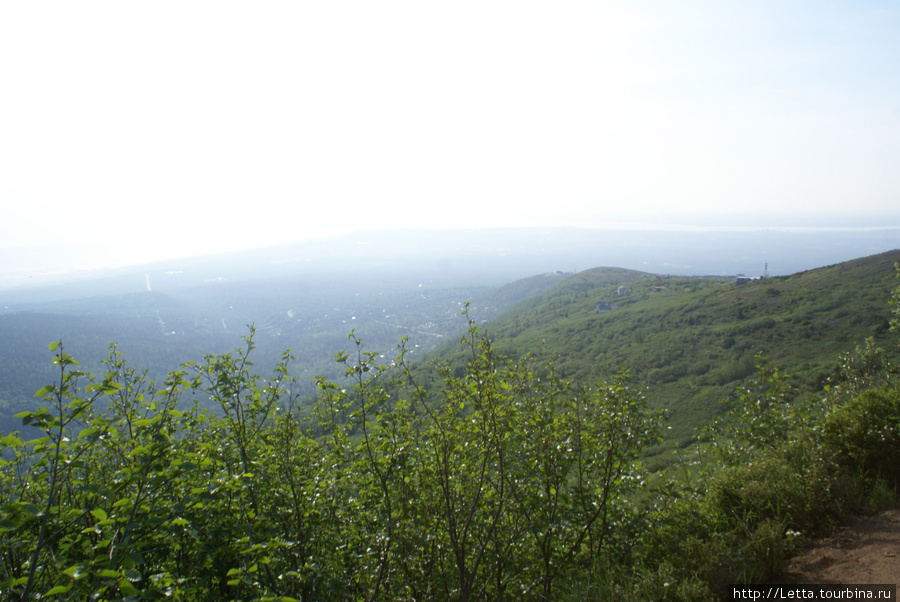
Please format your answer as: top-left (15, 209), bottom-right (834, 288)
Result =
top-left (429, 250), bottom-right (900, 468)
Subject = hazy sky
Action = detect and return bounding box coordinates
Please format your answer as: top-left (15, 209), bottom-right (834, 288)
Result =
top-left (2, 1), bottom-right (899, 276)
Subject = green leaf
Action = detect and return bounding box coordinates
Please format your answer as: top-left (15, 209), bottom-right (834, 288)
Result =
top-left (44, 585), bottom-right (71, 596)
top-left (0, 434), bottom-right (24, 448)
top-left (77, 427), bottom-right (98, 440)
top-left (33, 384), bottom-right (55, 398)
top-left (63, 564), bottom-right (87, 580)
top-left (91, 508), bottom-right (108, 522)
top-left (118, 578), bottom-right (138, 595)
top-left (49, 341), bottom-right (59, 351)
top-left (95, 569), bottom-right (120, 578)
top-left (19, 503), bottom-right (42, 517)
top-left (60, 353), bottom-right (80, 365)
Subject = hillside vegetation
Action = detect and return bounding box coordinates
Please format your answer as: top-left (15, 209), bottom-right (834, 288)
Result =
top-left (459, 251), bottom-right (900, 461)
top-left (1, 251), bottom-right (899, 600)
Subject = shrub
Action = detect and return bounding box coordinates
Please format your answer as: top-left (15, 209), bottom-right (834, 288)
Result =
top-left (824, 386), bottom-right (900, 489)
top-left (0, 320), bottom-right (666, 601)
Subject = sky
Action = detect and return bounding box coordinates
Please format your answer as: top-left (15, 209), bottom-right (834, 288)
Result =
top-left (1, 1), bottom-right (899, 280)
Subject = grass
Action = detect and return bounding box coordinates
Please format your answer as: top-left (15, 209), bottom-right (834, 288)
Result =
top-left (426, 250), bottom-right (900, 469)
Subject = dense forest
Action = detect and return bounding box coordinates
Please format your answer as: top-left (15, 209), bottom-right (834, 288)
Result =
top-left (1, 253), bottom-right (899, 599)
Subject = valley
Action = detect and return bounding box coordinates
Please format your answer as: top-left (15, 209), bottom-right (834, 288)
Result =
top-left (3, 235), bottom-right (899, 448)
top-left (2, 238), bottom-right (899, 599)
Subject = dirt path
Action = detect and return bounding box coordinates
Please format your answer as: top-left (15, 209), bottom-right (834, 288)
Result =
top-left (778, 509), bottom-right (900, 587)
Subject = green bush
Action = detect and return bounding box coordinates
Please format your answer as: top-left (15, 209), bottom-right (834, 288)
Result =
top-left (0, 319), bottom-right (665, 601)
top-left (642, 499), bottom-right (741, 595)
top-left (824, 386), bottom-right (900, 489)
top-left (639, 444), bottom-right (846, 596)
top-left (706, 442), bottom-right (855, 539)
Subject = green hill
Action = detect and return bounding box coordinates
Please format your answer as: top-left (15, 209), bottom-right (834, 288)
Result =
top-left (429, 250), bottom-right (900, 463)
top-left (4, 251), bottom-right (900, 599)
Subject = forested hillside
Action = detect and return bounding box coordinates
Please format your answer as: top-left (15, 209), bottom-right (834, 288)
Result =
top-left (1, 251), bottom-right (899, 599)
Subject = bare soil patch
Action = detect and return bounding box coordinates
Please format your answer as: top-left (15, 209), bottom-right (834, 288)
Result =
top-left (778, 509), bottom-right (900, 587)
